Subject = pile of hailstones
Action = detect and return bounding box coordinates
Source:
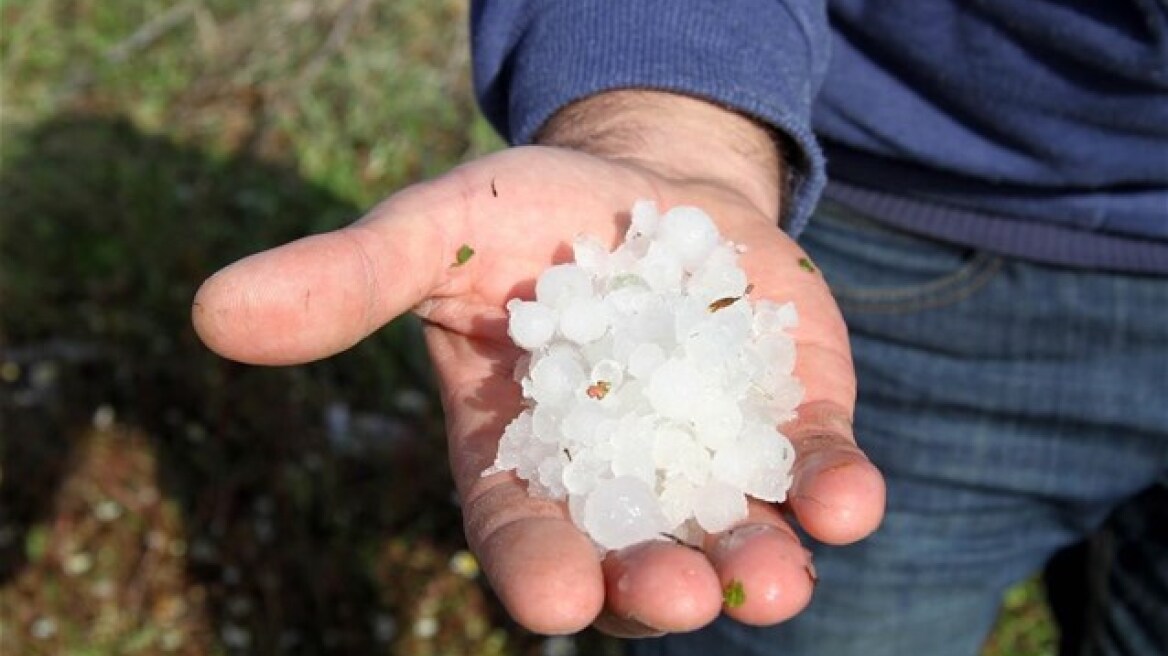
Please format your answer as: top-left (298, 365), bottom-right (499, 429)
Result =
top-left (484, 201), bottom-right (803, 551)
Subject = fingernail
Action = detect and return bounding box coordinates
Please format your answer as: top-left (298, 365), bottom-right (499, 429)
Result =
top-left (713, 523), bottom-right (796, 559)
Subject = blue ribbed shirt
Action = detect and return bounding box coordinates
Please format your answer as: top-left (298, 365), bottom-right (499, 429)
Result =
top-left (472, 1), bottom-right (1168, 272)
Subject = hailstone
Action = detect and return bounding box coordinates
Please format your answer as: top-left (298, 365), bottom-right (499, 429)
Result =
top-left (484, 201), bottom-right (803, 551)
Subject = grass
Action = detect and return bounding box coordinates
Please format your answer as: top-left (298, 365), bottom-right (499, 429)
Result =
top-left (983, 578), bottom-right (1059, 656)
top-left (0, 1), bottom-right (1056, 654)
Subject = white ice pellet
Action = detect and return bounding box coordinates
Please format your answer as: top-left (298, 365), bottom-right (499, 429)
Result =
top-left (527, 349), bottom-right (585, 407)
top-left (753, 300), bottom-right (799, 333)
top-left (563, 451), bottom-right (607, 495)
top-left (746, 467), bottom-right (794, 504)
top-left (710, 440), bottom-right (755, 486)
top-left (628, 297), bottom-right (675, 346)
top-left (687, 246), bottom-right (748, 303)
top-left (561, 404), bottom-right (605, 445)
top-left (559, 297), bottom-right (610, 344)
top-left (658, 475), bottom-right (698, 527)
top-left (629, 200), bottom-right (660, 237)
top-left (537, 456), bottom-right (568, 499)
top-left (486, 201), bottom-right (803, 551)
top-left (531, 404), bottom-right (561, 444)
top-left (507, 299), bottom-right (558, 350)
top-left (482, 410), bottom-right (532, 476)
top-left (583, 476), bottom-right (672, 550)
top-left (645, 358), bottom-right (705, 422)
top-left (516, 437), bottom-right (558, 482)
top-left (692, 480), bottom-right (749, 534)
top-left (536, 264), bottom-right (593, 308)
top-left (611, 416), bottom-right (657, 486)
top-left (652, 425), bottom-right (710, 484)
top-left (590, 360), bottom-right (624, 388)
top-left (635, 241), bottom-right (685, 293)
top-left (657, 206), bottom-right (720, 271)
top-left (691, 395), bottom-right (743, 451)
top-left (572, 234), bottom-right (611, 275)
top-left (626, 342), bottom-right (666, 379)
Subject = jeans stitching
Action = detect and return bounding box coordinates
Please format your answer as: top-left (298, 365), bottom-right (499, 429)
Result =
top-left (834, 254), bottom-right (1004, 314)
top-left (811, 201), bottom-right (1007, 314)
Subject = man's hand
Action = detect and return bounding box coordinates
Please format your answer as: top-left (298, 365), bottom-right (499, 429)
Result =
top-left (192, 91), bottom-right (884, 637)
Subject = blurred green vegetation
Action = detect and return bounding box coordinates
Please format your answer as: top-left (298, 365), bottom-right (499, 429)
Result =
top-left (983, 579), bottom-right (1059, 656)
top-left (0, 1), bottom-right (1055, 654)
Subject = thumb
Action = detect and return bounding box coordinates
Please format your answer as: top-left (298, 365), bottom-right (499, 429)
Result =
top-left (192, 170), bottom-right (476, 365)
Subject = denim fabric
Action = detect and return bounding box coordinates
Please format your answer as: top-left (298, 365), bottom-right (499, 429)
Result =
top-left (1068, 477), bottom-right (1168, 656)
top-left (632, 200), bottom-right (1168, 656)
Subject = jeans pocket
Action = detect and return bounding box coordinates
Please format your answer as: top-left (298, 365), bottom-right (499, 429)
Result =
top-left (801, 199), bottom-right (1004, 314)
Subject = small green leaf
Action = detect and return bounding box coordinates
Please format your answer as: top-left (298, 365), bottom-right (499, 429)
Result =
top-left (452, 244), bottom-right (475, 267)
top-left (723, 578), bottom-right (747, 608)
top-left (797, 257), bottom-right (817, 273)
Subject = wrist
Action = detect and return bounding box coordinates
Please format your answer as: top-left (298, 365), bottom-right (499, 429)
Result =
top-left (534, 90), bottom-right (787, 221)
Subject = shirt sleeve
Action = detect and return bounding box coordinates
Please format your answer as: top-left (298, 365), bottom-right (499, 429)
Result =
top-left (470, 0), bottom-right (831, 233)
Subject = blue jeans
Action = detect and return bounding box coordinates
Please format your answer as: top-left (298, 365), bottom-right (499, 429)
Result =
top-left (633, 200), bottom-right (1168, 656)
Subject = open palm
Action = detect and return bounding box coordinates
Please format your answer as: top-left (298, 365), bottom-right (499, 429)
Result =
top-left (193, 145), bottom-right (884, 635)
